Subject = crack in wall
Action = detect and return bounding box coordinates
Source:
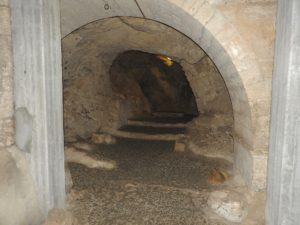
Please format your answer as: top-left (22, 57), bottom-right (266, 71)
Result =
top-left (134, 0), bottom-right (145, 18)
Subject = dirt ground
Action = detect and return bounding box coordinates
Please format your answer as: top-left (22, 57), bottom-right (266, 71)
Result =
top-left (66, 137), bottom-right (232, 225)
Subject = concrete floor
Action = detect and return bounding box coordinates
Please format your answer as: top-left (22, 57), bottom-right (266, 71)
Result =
top-left (68, 138), bottom-right (231, 225)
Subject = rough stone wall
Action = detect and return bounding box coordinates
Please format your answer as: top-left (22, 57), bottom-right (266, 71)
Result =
top-left (63, 40), bottom-right (125, 141)
top-left (0, 0), bottom-right (14, 148)
top-left (62, 17), bottom-right (232, 141)
top-left (183, 57), bottom-right (233, 114)
top-left (63, 55), bottom-right (119, 141)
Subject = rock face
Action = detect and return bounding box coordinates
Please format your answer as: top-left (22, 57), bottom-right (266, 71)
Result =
top-left (187, 114), bottom-right (234, 162)
top-left (182, 58), bottom-right (232, 114)
top-left (207, 190), bottom-right (248, 223)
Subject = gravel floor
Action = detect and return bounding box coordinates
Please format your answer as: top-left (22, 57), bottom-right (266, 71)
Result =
top-left (68, 138), bottom-right (231, 225)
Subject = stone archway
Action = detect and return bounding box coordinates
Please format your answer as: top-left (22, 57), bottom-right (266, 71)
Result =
top-left (61, 0), bottom-right (270, 190)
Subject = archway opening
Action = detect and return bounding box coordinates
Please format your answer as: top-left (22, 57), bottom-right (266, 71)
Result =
top-left (62, 17), bottom-right (240, 224)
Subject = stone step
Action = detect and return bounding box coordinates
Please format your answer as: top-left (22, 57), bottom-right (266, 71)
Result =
top-left (119, 125), bottom-right (186, 135)
top-left (128, 115), bottom-right (194, 124)
top-left (103, 128), bottom-right (186, 141)
top-left (151, 112), bottom-right (185, 118)
top-left (127, 119), bottom-right (186, 128)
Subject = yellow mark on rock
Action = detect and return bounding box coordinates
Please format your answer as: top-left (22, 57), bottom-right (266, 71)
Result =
top-left (157, 55), bottom-right (173, 66)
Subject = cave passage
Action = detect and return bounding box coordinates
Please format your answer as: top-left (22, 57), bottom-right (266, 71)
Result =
top-left (109, 50), bottom-right (199, 121)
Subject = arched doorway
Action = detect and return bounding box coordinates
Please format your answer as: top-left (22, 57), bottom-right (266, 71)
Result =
top-left (61, 0), bottom-right (270, 190)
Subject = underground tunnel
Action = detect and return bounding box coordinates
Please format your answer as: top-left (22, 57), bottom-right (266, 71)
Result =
top-left (61, 17), bottom-right (246, 224)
